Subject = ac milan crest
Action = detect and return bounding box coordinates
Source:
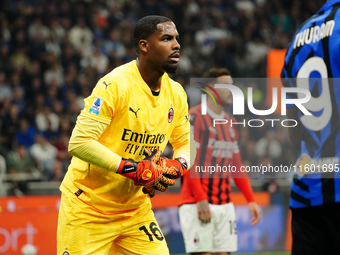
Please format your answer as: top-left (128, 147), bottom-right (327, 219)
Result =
top-left (194, 234), bottom-right (199, 244)
top-left (168, 107), bottom-right (174, 123)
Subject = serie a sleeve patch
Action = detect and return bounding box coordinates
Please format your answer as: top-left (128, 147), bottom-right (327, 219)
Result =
top-left (89, 97), bottom-right (103, 115)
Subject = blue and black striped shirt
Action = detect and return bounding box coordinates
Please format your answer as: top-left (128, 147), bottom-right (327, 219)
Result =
top-left (282, 0), bottom-right (340, 208)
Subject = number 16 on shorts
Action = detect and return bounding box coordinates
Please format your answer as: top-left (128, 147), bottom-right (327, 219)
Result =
top-left (139, 222), bottom-right (165, 242)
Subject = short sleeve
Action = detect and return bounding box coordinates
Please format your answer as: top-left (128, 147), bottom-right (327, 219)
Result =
top-left (81, 77), bottom-right (119, 124)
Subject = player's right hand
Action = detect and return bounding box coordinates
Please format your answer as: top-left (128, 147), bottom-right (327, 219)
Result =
top-left (197, 200), bottom-right (211, 224)
top-left (142, 148), bottom-right (178, 197)
top-left (248, 202), bottom-right (261, 225)
top-left (116, 149), bottom-right (176, 194)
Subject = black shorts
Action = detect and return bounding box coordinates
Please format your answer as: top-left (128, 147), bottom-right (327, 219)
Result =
top-left (291, 203), bottom-right (340, 255)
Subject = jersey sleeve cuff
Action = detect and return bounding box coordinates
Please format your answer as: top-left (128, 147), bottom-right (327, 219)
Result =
top-left (81, 111), bottom-right (111, 125)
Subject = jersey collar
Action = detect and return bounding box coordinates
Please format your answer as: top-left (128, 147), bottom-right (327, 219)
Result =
top-left (206, 107), bottom-right (225, 119)
top-left (132, 60), bottom-right (166, 97)
top-left (318, 0), bottom-right (340, 13)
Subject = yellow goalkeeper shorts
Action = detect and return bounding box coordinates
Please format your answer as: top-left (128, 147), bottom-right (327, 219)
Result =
top-left (57, 193), bottom-right (169, 255)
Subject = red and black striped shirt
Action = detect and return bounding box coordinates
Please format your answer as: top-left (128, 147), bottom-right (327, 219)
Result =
top-left (179, 105), bottom-right (255, 205)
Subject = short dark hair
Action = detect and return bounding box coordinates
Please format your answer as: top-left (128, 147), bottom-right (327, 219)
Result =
top-left (133, 15), bottom-right (172, 53)
top-left (203, 68), bottom-right (231, 78)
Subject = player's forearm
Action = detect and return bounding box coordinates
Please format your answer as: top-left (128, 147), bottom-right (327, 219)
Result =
top-left (68, 114), bottom-right (121, 172)
top-left (172, 132), bottom-right (196, 170)
top-left (234, 177), bottom-right (255, 203)
top-left (190, 176), bottom-right (208, 202)
top-left (69, 140), bottom-right (121, 171)
top-left (231, 153), bottom-right (255, 202)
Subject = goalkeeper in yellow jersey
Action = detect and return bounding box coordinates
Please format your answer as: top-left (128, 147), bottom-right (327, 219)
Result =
top-left (57, 15), bottom-right (195, 255)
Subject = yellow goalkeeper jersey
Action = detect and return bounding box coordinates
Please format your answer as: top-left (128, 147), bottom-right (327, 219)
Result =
top-left (60, 60), bottom-right (190, 215)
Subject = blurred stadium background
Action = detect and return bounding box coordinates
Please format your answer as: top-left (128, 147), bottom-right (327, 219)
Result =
top-left (0, 0), bottom-right (326, 254)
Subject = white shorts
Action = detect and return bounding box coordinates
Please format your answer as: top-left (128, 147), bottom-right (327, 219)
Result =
top-left (179, 203), bottom-right (237, 253)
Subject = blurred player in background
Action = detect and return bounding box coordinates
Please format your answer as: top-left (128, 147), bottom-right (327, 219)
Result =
top-left (282, 1), bottom-right (340, 254)
top-left (57, 15), bottom-right (195, 255)
top-left (179, 68), bottom-right (261, 255)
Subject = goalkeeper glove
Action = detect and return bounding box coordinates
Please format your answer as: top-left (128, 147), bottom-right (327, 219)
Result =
top-left (142, 148), bottom-right (179, 197)
top-left (158, 157), bottom-right (188, 179)
top-left (116, 149), bottom-right (176, 194)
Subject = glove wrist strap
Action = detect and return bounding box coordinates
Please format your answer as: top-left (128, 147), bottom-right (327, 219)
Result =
top-left (175, 157), bottom-right (188, 170)
top-left (117, 159), bottom-right (137, 174)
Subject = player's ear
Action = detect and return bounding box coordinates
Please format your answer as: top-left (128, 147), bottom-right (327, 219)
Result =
top-left (139, 39), bottom-right (148, 55)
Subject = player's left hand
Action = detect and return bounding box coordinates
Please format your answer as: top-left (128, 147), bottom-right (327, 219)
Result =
top-left (248, 202), bottom-right (261, 225)
top-left (142, 148), bottom-right (179, 197)
top-left (157, 156), bottom-right (188, 179)
top-left (117, 148), bottom-right (176, 198)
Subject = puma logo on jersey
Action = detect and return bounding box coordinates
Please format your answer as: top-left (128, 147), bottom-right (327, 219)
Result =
top-left (102, 81), bottom-right (111, 89)
top-left (129, 107), bottom-right (140, 118)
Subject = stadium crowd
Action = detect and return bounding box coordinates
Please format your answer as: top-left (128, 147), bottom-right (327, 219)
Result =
top-left (0, 0), bottom-right (324, 194)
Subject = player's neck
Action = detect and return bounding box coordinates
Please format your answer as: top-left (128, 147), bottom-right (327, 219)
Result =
top-left (207, 98), bottom-right (223, 114)
top-left (137, 58), bottom-right (163, 91)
